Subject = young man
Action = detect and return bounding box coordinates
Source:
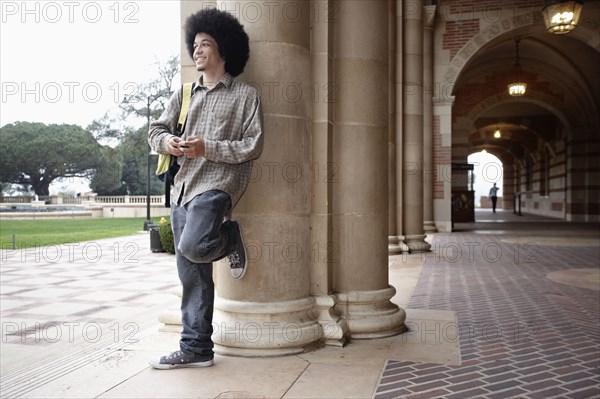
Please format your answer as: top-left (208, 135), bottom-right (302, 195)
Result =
top-left (147, 8), bottom-right (263, 369)
top-left (489, 182), bottom-right (499, 213)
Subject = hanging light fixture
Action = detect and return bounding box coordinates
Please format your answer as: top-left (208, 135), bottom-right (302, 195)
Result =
top-left (494, 127), bottom-right (502, 138)
top-left (542, 0), bottom-right (584, 34)
top-left (508, 38), bottom-right (526, 97)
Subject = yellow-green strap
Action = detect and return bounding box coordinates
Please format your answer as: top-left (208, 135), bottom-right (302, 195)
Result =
top-left (156, 82), bottom-right (194, 176)
top-left (177, 82), bottom-right (194, 133)
top-left (156, 154), bottom-right (171, 176)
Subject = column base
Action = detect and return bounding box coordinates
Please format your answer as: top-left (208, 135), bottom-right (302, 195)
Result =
top-left (404, 234), bottom-right (431, 253)
top-left (212, 296), bottom-right (321, 357)
top-left (313, 294), bottom-right (350, 347)
top-left (158, 310), bottom-right (181, 333)
top-left (389, 235), bottom-right (410, 254)
top-left (335, 286), bottom-right (406, 339)
top-left (158, 286), bottom-right (182, 333)
top-left (423, 221), bottom-right (438, 233)
top-left (388, 235), bottom-right (402, 254)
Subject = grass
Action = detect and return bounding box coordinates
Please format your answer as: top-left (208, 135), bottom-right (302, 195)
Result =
top-left (0, 218), bottom-right (165, 249)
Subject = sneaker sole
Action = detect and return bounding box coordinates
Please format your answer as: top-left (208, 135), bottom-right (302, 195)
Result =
top-left (231, 222), bottom-right (248, 280)
top-left (149, 358), bottom-right (214, 370)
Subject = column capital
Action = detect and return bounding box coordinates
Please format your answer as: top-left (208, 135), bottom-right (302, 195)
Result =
top-left (424, 5), bottom-right (436, 29)
top-left (434, 95), bottom-right (455, 106)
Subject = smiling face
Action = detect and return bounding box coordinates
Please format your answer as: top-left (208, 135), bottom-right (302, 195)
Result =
top-left (193, 32), bottom-right (225, 75)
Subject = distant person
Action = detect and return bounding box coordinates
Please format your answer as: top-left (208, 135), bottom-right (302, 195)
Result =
top-left (147, 8), bottom-right (264, 369)
top-left (489, 183), bottom-right (499, 213)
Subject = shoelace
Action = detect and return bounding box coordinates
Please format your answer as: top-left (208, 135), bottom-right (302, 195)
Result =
top-left (228, 252), bottom-right (241, 269)
top-left (166, 350), bottom-right (183, 360)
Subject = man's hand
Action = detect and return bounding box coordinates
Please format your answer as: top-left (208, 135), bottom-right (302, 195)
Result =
top-left (179, 136), bottom-right (206, 159)
top-left (167, 136), bottom-right (185, 156)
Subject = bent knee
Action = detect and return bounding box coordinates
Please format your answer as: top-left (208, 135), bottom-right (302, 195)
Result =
top-left (178, 241), bottom-right (218, 264)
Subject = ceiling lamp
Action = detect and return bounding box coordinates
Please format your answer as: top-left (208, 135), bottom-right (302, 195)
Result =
top-left (494, 128), bottom-right (501, 138)
top-left (508, 38), bottom-right (526, 97)
top-left (542, 0), bottom-right (584, 34)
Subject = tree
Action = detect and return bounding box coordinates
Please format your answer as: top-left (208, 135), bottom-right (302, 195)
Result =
top-left (90, 146), bottom-right (127, 195)
top-left (0, 122), bottom-right (103, 196)
top-left (118, 125), bottom-right (163, 195)
top-left (88, 55), bottom-right (180, 143)
top-left (87, 55), bottom-right (180, 196)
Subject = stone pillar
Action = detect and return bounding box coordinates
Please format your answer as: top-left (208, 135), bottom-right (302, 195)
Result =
top-left (332, 0), bottom-right (405, 339)
top-left (388, 0), bottom-right (402, 254)
top-left (394, 0), bottom-right (410, 253)
top-left (423, 5), bottom-right (437, 233)
top-left (210, 0), bottom-right (320, 356)
top-left (402, 0), bottom-right (430, 252)
top-left (433, 96), bottom-right (454, 232)
top-left (310, 0), bottom-right (349, 347)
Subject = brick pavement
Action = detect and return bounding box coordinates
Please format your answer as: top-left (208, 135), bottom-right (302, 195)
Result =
top-left (374, 212), bottom-right (600, 399)
top-left (1, 212), bottom-right (598, 398)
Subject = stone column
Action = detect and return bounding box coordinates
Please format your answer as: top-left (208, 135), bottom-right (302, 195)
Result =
top-left (209, 0), bottom-right (320, 356)
top-left (423, 5), bottom-right (437, 233)
top-left (403, 0), bottom-right (430, 252)
top-left (310, 0), bottom-right (349, 347)
top-left (388, 0), bottom-right (402, 254)
top-left (394, 0), bottom-right (410, 253)
top-left (433, 96), bottom-right (454, 232)
top-left (332, 0), bottom-right (405, 339)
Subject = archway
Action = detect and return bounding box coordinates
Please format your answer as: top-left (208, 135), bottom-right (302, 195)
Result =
top-left (468, 151), bottom-right (503, 210)
top-left (446, 2), bottom-right (600, 222)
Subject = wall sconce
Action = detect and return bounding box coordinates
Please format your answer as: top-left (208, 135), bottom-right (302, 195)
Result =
top-left (542, 0), bottom-right (584, 34)
top-left (508, 38), bottom-right (527, 97)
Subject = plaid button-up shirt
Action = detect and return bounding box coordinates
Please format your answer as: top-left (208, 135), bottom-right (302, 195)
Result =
top-left (148, 73), bottom-right (264, 207)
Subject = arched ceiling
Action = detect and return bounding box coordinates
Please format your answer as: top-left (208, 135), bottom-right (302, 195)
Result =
top-left (453, 1), bottom-right (600, 164)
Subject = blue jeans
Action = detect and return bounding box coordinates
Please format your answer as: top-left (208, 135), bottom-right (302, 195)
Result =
top-left (170, 189), bottom-right (235, 356)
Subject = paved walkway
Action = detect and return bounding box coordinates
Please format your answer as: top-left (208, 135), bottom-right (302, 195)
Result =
top-left (1, 210), bottom-right (598, 398)
top-left (376, 210), bottom-right (600, 399)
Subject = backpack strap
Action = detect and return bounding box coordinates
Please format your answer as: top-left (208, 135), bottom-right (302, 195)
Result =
top-left (175, 82), bottom-right (195, 135)
top-left (156, 82), bottom-right (195, 177)
top-left (159, 82), bottom-right (195, 208)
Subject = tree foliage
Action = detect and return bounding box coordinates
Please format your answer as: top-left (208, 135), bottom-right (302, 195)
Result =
top-left (0, 55), bottom-right (180, 197)
top-left (0, 122), bottom-right (103, 196)
top-left (89, 146), bottom-right (126, 195)
top-left (87, 55), bottom-right (180, 195)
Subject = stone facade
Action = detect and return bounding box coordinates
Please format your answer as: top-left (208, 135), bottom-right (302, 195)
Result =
top-left (169, 0), bottom-right (600, 354)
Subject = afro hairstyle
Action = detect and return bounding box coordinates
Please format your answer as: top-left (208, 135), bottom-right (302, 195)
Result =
top-left (184, 8), bottom-right (250, 77)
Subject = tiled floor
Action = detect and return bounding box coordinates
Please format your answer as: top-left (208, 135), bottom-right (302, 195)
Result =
top-left (374, 211), bottom-right (600, 399)
top-left (0, 234), bottom-right (181, 398)
top-left (1, 210), bottom-right (598, 398)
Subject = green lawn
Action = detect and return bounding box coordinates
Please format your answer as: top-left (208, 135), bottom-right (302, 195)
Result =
top-left (0, 218), bottom-right (168, 249)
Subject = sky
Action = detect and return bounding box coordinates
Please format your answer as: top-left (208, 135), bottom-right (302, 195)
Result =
top-left (1, 0), bottom-right (181, 194)
top-left (1, 0), bottom-right (181, 129)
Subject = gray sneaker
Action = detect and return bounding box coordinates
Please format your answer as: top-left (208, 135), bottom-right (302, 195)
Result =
top-left (227, 221), bottom-right (247, 279)
top-left (149, 350), bottom-right (214, 370)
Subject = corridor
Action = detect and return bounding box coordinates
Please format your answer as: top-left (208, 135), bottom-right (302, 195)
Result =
top-left (376, 209), bottom-right (600, 398)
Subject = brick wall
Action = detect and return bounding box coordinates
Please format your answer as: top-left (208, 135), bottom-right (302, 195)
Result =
top-left (442, 19), bottom-right (480, 60)
top-left (439, 0), bottom-right (545, 60)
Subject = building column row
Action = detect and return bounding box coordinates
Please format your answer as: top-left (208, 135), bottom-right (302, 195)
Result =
top-left (389, 0), bottom-right (432, 253)
top-left (162, 0), bottom-right (406, 356)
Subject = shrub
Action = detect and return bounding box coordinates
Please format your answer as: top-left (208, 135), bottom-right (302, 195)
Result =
top-left (159, 218), bottom-right (175, 254)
